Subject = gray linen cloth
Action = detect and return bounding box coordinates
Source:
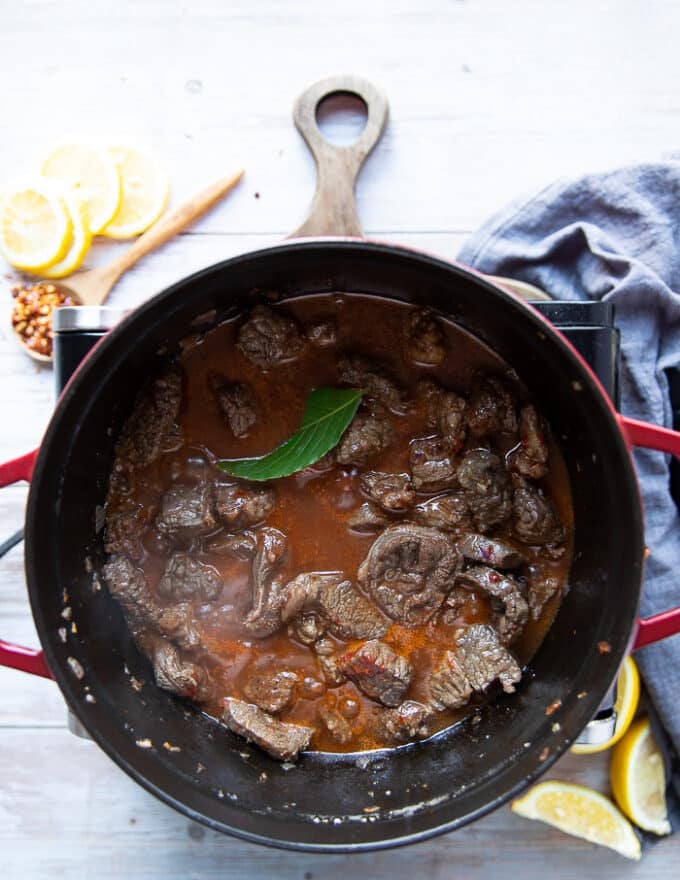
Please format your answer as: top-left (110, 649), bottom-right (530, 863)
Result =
top-left (457, 164), bottom-right (680, 824)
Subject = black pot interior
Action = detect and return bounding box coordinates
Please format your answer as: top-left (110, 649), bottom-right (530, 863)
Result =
top-left (26, 241), bottom-right (644, 850)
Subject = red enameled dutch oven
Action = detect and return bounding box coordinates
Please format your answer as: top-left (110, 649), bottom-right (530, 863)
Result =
top-left (2, 77), bottom-right (680, 852)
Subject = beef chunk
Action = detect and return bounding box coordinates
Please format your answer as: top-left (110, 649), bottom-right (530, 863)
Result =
top-left (243, 528), bottom-right (288, 637)
top-left (457, 565), bottom-right (529, 644)
top-left (378, 700), bottom-right (434, 744)
top-left (457, 533), bottom-right (526, 569)
top-left (210, 376), bottom-right (257, 438)
top-left (338, 354), bottom-right (408, 413)
top-left (420, 379), bottom-right (443, 428)
top-left (222, 697), bottom-right (314, 761)
top-left (409, 437), bottom-right (458, 491)
top-left (420, 381), bottom-right (467, 453)
top-left (413, 492), bottom-right (472, 534)
top-left (154, 604), bottom-right (203, 650)
top-left (156, 483), bottom-right (217, 538)
top-left (103, 555), bottom-right (151, 613)
top-left (360, 471), bottom-right (415, 512)
top-left (457, 449), bottom-right (512, 533)
top-left (541, 543), bottom-right (567, 561)
top-left (406, 309), bottom-right (445, 366)
top-left (115, 366), bottom-right (183, 469)
top-left (237, 304), bottom-right (305, 368)
top-left (315, 637), bottom-right (336, 656)
top-left (102, 556), bottom-right (201, 649)
top-left (305, 449), bottom-right (337, 473)
top-left (512, 477), bottom-right (565, 545)
top-left (440, 585), bottom-right (474, 626)
top-left (428, 651), bottom-right (472, 710)
top-left (438, 391), bottom-right (467, 452)
top-left (282, 572), bottom-right (388, 640)
top-left (336, 409), bottom-right (394, 467)
top-left (305, 320), bottom-right (337, 347)
top-left (318, 703), bottom-right (353, 745)
top-left (317, 652), bottom-right (346, 686)
top-left (466, 376), bottom-right (518, 438)
top-left (348, 502), bottom-right (391, 533)
top-left (151, 637), bottom-right (209, 700)
top-left (243, 670), bottom-right (298, 714)
top-left (204, 530), bottom-right (258, 559)
top-left (429, 624), bottom-right (521, 710)
top-left (527, 571), bottom-right (562, 620)
top-left (105, 503), bottom-right (145, 560)
top-left (358, 524), bottom-right (462, 625)
top-left (289, 613), bottom-right (326, 646)
top-left (339, 640), bottom-right (413, 707)
top-left (507, 404), bottom-right (549, 480)
top-left (457, 624), bottom-right (521, 694)
top-left (214, 483), bottom-right (275, 531)
top-left (158, 552), bottom-right (222, 601)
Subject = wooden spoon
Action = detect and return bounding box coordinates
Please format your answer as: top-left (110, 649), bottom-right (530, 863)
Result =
top-left (13, 168), bottom-right (244, 363)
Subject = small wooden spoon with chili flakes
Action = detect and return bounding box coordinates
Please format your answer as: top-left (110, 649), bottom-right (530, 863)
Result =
top-left (11, 170), bottom-right (244, 364)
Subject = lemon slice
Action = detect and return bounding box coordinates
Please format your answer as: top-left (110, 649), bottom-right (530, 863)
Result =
top-left (41, 190), bottom-right (92, 279)
top-left (611, 718), bottom-right (671, 836)
top-left (571, 656), bottom-right (640, 755)
top-left (512, 781), bottom-right (641, 860)
top-left (40, 144), bottom-right (121, 234)
top-left (101, 145), bottom-right (169, 238)
top-left (0, 178), bottom-right (73, 272)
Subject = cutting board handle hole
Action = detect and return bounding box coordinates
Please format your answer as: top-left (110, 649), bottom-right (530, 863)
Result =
top-left (315, 92), bottom-right (368, 147)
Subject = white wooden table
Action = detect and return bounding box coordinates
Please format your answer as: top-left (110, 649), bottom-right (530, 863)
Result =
top-left (1, 1), bottom-right (679, 875)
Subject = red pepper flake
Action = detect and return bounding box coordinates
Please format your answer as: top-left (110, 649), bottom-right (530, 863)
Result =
top-left (363, 805), bottom-right (380, 814)
top-left (538, 746), bottom-right (550, 761)
top-left (11, 282), bottom-right (76, 358)
top-left (545, 699), bottom-right (562, 716)
top-left (488, 571), bottom-right (501, 584)
top-left (598, 641), bottom-right (612, 655)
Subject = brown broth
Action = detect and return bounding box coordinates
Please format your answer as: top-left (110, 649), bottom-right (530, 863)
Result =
top-left (107, 293), bottom-right (573, 753)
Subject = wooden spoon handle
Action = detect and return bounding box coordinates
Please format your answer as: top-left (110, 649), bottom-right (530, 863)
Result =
top-left (98, 169), bottom-right (244, 291)
top-left (290, 75), bottom-right (388, 238)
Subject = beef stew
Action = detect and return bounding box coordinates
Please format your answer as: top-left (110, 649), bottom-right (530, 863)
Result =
top-left (103, 293), bottom-right (573, 759)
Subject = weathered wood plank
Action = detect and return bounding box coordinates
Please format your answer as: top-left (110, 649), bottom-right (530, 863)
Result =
top-left (0, 1), bottom-right (679, 233)
top-left (0, 729), bottom-right (677, 878)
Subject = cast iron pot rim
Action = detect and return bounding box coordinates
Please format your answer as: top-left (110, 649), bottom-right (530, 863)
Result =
top-left (25, 238), bottom-right (644, 852)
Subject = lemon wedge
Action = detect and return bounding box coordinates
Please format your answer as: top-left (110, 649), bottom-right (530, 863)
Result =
top-left (41, 190), bottom-right (92, 279)
top-left (40, 144), bottom-right (121, 234)
top-left (611, 717), bottom-right (671, 836)
top-left (571, 656), bottom-right (640, 755)
top-left (101, 145), bottom-right (169, 238)
top-left (512, 781), bottom-right (641, 860)
top-left (0, 179), bottom-right (73, 272)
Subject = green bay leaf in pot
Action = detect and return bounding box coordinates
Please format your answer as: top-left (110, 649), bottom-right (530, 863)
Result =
top-left (217, 387), bottom-right (363, 481)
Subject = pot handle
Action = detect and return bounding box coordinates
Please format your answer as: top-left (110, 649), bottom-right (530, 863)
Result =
top-left (0, 449), bottom-right (38, 486)
top-left (620, 415), bottom-right (680, 458)
top-left (620, 417), bottom-right (680, 648)
top-left (634, 609), bottom-right (680, 650)
top-left (289, 74), bottom-right (389, 238)
top-left (0, 450), bottom-right (52, 678)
